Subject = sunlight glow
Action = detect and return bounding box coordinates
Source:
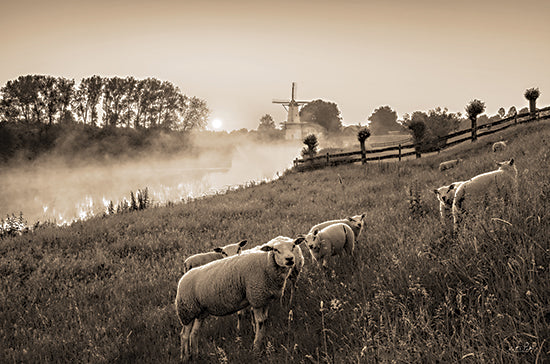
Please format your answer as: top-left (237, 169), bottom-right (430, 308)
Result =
top-left (211, 118), bottom-right (223, 130)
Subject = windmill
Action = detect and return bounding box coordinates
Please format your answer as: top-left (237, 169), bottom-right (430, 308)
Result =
top-left (272, 82), bottom-right (311, 125)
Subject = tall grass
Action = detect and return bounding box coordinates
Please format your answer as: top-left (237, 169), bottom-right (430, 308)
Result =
top-left (1, 121), bottom-right (549, 363)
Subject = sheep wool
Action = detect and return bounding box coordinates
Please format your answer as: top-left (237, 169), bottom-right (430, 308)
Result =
top-left (175, 237), bottom-right (304, 362)
top-left (452, 158), bottom-right (518, 230)
top-left (307, 222), bottom-right (355, 267)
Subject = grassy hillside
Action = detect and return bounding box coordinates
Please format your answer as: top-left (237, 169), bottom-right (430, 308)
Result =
top-left (1, 120), bottom-right (549, 363)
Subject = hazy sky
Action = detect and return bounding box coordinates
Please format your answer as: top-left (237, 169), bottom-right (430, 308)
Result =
top-left (1, 0), bottom-right (549, 130)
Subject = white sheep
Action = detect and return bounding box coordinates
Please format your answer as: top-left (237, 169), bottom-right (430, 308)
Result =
top-left (182, 239), bottom-right (248, 273)
top-left (305, 214), bottom-right (365, 248)
top-left (433, 181), bottom-right (464, 226)
top-left (235, 236), bottom-right (306, 332)
top-left (306, 222), bottom-right (355, 267)
top-left (452, 158), bottom-right (518, 231)
top-left (492, 141), bottom-right (507, 152)
top-left (439, 158), bottom-right (463, 171)
top-left (175, 236), bottom-right (305, 362)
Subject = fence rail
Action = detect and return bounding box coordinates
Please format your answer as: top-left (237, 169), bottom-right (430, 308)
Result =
top-left (294, 105), bottom-right (550, 170)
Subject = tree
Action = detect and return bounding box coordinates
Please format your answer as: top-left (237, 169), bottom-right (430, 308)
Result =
top-left (404, 108), bottom-right (461, 153)
top-left (498, 107), bottom-right (506, 118)
top-left (0, 75), bottom-right (44, 123)
top-left (524, 87), bottom-right (540, 116)
top-left (367, 106), bottom-right (400, 135)
top-left (258, 114), bottom-right (275, 131)
top-left (465, 99), bottom-right (485, 142)
top-left (301, 134), bottom-right (319, 158)
top-left (178, 96), bottom-right (209, 131)
top-left (57, 78), bottom-right (75, 123)
top-left (74, 76), bottom-right (103, 125)
top-left (299, 99), bottom-right (342, 134)
top-left (41, 76), bottom-right (61, 125)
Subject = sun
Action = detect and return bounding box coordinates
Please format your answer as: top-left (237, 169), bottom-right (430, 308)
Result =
top-left (211, 118), bottom-right (223, 130)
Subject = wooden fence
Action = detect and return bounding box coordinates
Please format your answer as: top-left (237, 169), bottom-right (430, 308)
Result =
top-left (294, 106), bottom-right (550, 170)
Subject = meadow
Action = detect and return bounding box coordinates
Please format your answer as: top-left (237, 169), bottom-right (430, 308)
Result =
top-left (1, 120), bottom-right (549, 363)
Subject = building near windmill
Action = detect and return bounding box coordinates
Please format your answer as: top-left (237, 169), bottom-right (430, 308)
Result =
top-left (273, 83), bottom-right (325, 140)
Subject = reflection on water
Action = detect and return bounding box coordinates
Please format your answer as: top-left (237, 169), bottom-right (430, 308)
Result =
top-left (0, 142), bottom-right (300, 226)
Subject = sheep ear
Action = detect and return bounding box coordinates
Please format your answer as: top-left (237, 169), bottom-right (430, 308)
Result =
top-left (449, 184), bottom-right (455, 190)
top-left (313, 229), bottom-right (319, 236)
top-left (433, 189), bottom-right (439, 195)
top-left (361, 213), bottom-right (366, 219)
top-left (509, 158), bottom-right (514, 165)
top-left (213, 247), bottom-right (223, 253)
top-left (260, 245), bottom-right (273, 252)
top-left (294, 236), bottom-right (306, 245)
top-left (238, 240), bottom-right (248, 247)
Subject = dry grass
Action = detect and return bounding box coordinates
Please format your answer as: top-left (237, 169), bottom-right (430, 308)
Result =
top-left (1, 121), bottom-right (549, 363)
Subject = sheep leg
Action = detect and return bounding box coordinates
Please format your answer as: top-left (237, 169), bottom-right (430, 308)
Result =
top-left (252, 306), bottom-right (269, 353)
top-left (237, 309), bottom-right (244, 332)
top-left (180, 322), bottom-right (193, 363)
top-left (189, 317), bottom-right (203, 359)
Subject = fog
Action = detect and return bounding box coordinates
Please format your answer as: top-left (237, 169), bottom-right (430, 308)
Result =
top-left (0, 139), bottom-right (301, 226)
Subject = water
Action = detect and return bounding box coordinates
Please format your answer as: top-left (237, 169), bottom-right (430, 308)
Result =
top-left (0, 142), bottom-right (301, 226)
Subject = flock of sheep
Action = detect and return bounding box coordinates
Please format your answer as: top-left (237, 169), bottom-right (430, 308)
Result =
top-left (175, 215), bottom-right (365, 362)
top-left (174, 141), bottom-right (517, 362)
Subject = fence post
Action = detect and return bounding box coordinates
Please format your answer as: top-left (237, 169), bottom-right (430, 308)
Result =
top-left (360, 140), bottom-right (367, 165)
top-left (398, 144), bottom-right (402, 161)
top-left (326, 152), bottom-right (330, 166)
top-left (471, 116), bottom-right (477, 142)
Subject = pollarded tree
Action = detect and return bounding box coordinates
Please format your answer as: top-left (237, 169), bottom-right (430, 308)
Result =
top-left (301, 133), bottom-right (319, 159)
top-left (524, 87), bottom-right (540, 116)
top-left (465, 99), bottom-right (485, 142)
top-left (357, 127), bottom-right (371, 164)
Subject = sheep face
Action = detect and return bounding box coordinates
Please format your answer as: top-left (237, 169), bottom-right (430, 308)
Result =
top-left (261, 237), bottom-right (303, 267)
top-left (307, 229), bottom-right (326, 262)
top-left (213, 239), bottom-right (248, 256)
top-left (496, 158), bottom-right (516, 174)
top-left (347, 214), bottom-right (366, 238)
top-left (433, 182), bottom-right (462, 209)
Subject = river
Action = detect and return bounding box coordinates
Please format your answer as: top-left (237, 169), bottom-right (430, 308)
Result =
top-left (0, 142), bottom-right (301, 227)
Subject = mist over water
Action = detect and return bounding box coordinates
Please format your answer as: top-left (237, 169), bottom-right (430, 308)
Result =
top-left (0, 141), bottom-right (301, 226)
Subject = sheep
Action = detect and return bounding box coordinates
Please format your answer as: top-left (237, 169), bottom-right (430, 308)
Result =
top-left (452, 158), bottom-right (518, 231)
top-left (175, 236), bottom-right (305, 362)
top-left (439, 158), bottom-right (463, 171)
top-left (182, 239), bottom-right (248, 273)
top-left (305, 214), bottom-right (365, 248)
top-left (306, 222), bottom-right (355, 267)
top-left (235, 236), bottom-right (306, 332)
top-left (492, 141), bottom-right (507, 152)
top-left (433, 181), bottom-right (464, 226)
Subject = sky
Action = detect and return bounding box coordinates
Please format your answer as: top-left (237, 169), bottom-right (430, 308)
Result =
top-left (1, 0), bottom-right (549, 131)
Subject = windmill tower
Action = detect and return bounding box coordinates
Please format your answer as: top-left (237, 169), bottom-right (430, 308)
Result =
top-left (273, 82), bottom-right (314, 140)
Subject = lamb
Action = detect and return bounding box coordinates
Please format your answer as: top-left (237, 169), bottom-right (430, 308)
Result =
top-left (305, 214), bottom-right (365, 247)
top-left (439, 158), bottom-right (463, 171)
top-left (306, 222), bottom-right (355, 267)
top-left (175, 236), bottom-right (305, 362)
top-left (492, 141), bottom-right (507, 152)
top-left (452, 158), bottom-right (518, 231)
top-left (433, 181), bottom-right (464, 226)
top-left (182, 239), bottom-right (248, 273)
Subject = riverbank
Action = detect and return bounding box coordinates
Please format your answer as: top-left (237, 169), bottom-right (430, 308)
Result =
top-left (1, 120), bottom-right (549, 363)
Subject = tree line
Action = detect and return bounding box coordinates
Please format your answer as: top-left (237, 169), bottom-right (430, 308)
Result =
top-left (0, 75), bottom-right (209, 131)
